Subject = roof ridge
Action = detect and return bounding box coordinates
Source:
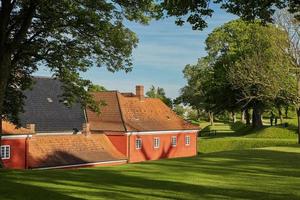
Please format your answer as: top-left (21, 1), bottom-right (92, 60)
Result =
top-left (115, 91), bottom-right (127, 132)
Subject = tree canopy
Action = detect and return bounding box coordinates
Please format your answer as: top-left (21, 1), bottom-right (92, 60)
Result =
top-left (146, 85), bottom-right (173, 108)
top-left (180, 20), bottom-right (296, 128)
top-left (88, 84), bottom-right (107, 92)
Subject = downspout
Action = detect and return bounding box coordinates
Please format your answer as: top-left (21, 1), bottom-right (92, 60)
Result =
top-left (195, 131), bottom-right (198, 156)
top-left (25, 135), bottom-right (29, 169)
top-left (25, 135), bottom-right (32, 169)
top-left (127, 133), bottom-right (131, 163)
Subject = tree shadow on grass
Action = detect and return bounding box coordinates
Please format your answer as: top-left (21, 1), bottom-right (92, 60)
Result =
top-left (0, 178), bottom-right (83, 200)
top-left (154, 148), bottom-right (300, 177)
top-left (1, 168), bottom-right (299, 200)
top-left (1, 147), bottom-right (300, 199)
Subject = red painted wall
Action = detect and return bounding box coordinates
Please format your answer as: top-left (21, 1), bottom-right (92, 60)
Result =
top-left (1, 137), bottom-right (27, 169)
top-left (128, 132), bottom-right (197, 163)
top-left (105, 133), bottom-right (128, 156)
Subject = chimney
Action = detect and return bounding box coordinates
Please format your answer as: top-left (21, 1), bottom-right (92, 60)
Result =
top-left (136, 85), bottom-right (144, 101)
top-left (82, 123), bottom-right (91, 136)
top-left (26, 124), bottom-right (35, 133)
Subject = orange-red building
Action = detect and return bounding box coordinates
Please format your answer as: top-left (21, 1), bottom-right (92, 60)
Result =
top-left (87, 86), bottom-right (199, 163)
top-left (1, 77), bottom-right (199, 169)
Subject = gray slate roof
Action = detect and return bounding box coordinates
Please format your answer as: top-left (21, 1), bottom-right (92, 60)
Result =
top-left (20, 77), bottom-right (86, 133)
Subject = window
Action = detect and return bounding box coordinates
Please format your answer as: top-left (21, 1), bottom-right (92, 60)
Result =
top-left (1, 145), bottom-right (10, 159)
top-left (171, 136), bottom-right (177, 147)
top-left (185, 136), bottom-right (191, 146)
top-left (154, 137), bottom-right (160, 149)
top-left (135, 138), bottom-right (142, 149)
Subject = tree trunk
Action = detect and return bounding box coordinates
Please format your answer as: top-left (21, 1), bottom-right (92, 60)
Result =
top-left (241, 110), bottom-right (245, 123)
top-left (0, 52), bottom-right (11, 168)
top-left (232, 112), bottom-right (236, 123)
top-left (297, 76), bottom-right (300, 144)
top-left (208, 111), bottom-right (214, 126)
top-left (284, 106), bottom-right (289, 119)
top-left (245, 108), bottom-right (251, 126)
top-left (278, 108), bottom-right (283, 125)
top-left (297, 108), bottom-right (300, 144)
top-left (196, 109), bottom-right (201, 121)
top-left (252, 104), bottom-right (263, 128)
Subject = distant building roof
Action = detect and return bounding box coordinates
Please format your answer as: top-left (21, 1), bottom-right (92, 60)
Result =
top-left (19, 77), bottom-right (86, 133)
top-left (87, 86), bottom-right (199, 132)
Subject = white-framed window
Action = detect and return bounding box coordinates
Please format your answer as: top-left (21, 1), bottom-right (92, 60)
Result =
top-left (135, 138), bottom-right (142, 149)
top-left (185, 135), bottom-right (191, 146)
top-left (0, 145), bottom-right (10, 160)
top-left (153, 137), bottom-right (160, 149)
top-left (171, 136), bottom-right (177, 147)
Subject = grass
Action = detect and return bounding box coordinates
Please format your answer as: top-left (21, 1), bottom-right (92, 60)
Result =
top-left (1, 118), bottom-right (300, 199)
top-left (1, 146), bottom-right (300, 199)
top-left (198, 118), bottom-right (298, 153)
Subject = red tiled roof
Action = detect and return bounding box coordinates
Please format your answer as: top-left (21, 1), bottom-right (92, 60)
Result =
top-left (87, 91), bottom-right (199, 132)
top-left (86, 92), bottom-right (126, 132)
top-left (28, 134), bottom-right (126, 168)
top-left (1, 121), bottom-right (33, 135)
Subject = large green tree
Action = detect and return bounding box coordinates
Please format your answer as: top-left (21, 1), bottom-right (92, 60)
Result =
top-left (275, 8), bottom-right (300, 142)
top-left (181, 20), bottom-right (296, 129)
top-left (179, 57), bottom-right (216, 125)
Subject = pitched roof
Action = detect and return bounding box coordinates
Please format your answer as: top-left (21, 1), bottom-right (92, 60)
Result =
top-left (87, 91), bottom-right (199, 132)
top-left (86, 92), bottom-right (126, 132)
top-left (28, 134), bottom-right (126, 168)
top-left (19, 77), bottom-right (86, 133)
top-left (2, 121), bottom-right (33, 135)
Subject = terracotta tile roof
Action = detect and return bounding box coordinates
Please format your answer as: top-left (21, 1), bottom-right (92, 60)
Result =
top-left (119, 95), bottom-right (198, 131)
top-left (1, 121), bottom-right (33, 135)
top-left (28, 134), bottom-right (126, 168)
top-left (86, 92), bottom-right (126, 132)
top-left (87, 91), bottom-right (199, 132)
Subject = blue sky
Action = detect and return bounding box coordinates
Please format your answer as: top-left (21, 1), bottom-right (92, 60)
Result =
top-left (36, 5), bottom-right (236, 99)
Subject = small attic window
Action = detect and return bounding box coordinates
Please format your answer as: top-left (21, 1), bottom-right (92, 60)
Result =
top-left (47, 98), bottom-right (53, 103)
top-left (166, 116), bottom-right (171, 120)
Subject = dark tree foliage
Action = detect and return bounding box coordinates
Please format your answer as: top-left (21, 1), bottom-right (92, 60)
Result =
top-left (288, 0), bottom-right (300, 21)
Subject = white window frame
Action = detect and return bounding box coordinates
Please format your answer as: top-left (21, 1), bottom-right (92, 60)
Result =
top-left (153, 137), bottom-right (160, 149)
top-left (1, 145), bottom-right (11, 160)
top-left (171, 136), bottom-right (177, 147)
top-left (135, 138), bottom-right (142, 150)
top-left (185, 135), bottom-right (191, 146)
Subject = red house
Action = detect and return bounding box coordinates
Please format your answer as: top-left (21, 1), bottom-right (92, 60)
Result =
top-left (87, 85), bottom-right (199, 163)
top-left (1, 77), bottom-right (199, 169)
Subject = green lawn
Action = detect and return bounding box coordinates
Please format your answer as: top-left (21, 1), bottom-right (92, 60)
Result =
top-left (1, 146), bottom-right (300, 200)
top-left (1, 119), bottom-right (300, 200)
top-left (198, 118), bottom-right (298, 153)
